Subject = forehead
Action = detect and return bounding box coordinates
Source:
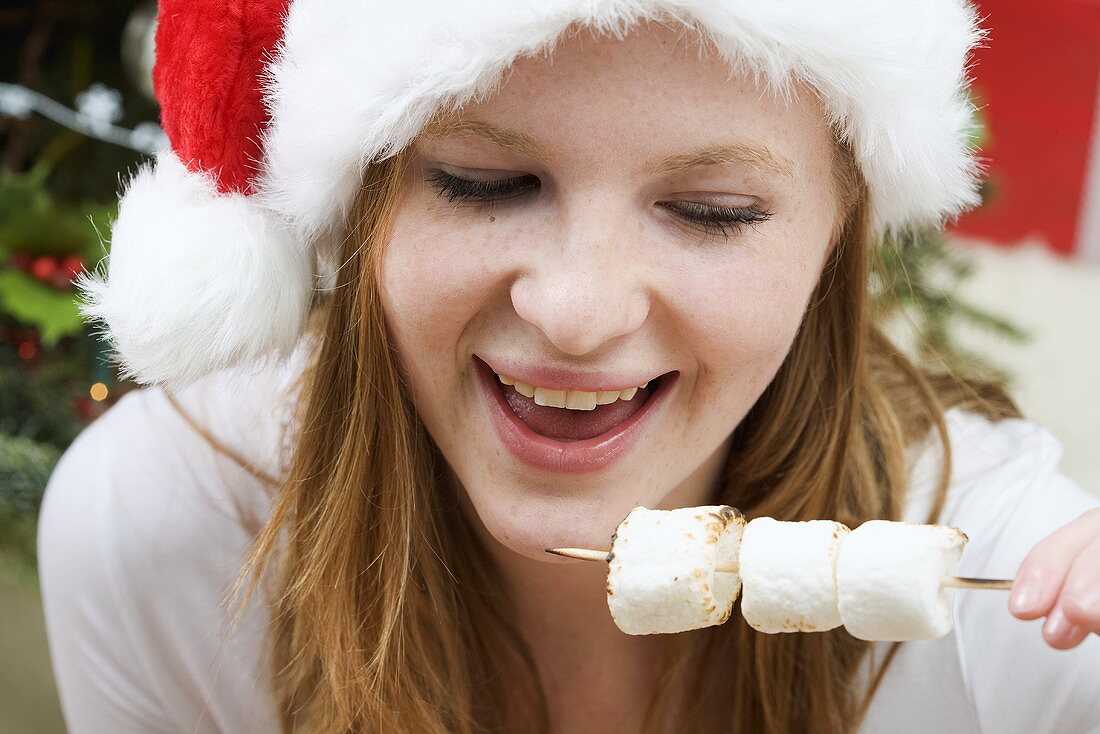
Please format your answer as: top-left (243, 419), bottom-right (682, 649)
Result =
top-left (421, 116), bottom-right (797, 182)
top-left (418, 21), bottom-right (832, 185)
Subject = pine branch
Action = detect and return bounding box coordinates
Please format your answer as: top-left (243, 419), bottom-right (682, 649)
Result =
top-left (873, 227), bottom-right (1028, 383)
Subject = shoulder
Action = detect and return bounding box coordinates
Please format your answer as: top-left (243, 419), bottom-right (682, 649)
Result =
top-left (36, 391), bottom-right (183, 731)
top-left (162, 333), bottom-right (315, 486)
top-left (35, 343), bottom-right (309, 732)
top-left (40, 384), bottom-right (269, 592)
top-left (39, 333), bottom-right (314, 609)
top-left (39, 335), bottom-right (316, 610)
top-left (42, 334), bottom-right (313, 546)
top-left (904, 408), bottom-right (1097, 539)
top-left (872, 410), bottom-right (1100, 733)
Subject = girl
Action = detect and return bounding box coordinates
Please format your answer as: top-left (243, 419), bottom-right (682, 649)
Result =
top-left (39, 1), bottom-right (1100, 732)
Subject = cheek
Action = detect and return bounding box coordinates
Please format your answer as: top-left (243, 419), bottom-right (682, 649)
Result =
top-left (378, 213), bottom-right (512, 403)
top-left (670, 251), bottom-right (823, 414)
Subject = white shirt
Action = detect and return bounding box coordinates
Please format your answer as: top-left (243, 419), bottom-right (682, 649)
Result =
top-left (37, 345), bottom-right (1100, 734)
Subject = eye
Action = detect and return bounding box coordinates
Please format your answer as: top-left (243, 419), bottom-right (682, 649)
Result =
top-left (426, 169), bottom-right (774, 240)
top-left (659, 201), bottom-right (774, 240)
top-left (426, 169), bottom-right (539, 209)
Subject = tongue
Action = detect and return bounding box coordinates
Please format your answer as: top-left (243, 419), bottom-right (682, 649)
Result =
top-left (503, 385), bottom-right (653, 441)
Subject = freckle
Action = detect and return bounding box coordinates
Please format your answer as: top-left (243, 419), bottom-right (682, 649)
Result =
top-left (489, 216), bottom-right (496, 222)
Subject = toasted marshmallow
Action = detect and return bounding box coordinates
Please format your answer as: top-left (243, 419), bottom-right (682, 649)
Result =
top-left (606, 505), bottom-right (744, 635)
top-left (739, 517), bottom-right (850, 633)
top-left (837, 520), bottom-right (967, 641)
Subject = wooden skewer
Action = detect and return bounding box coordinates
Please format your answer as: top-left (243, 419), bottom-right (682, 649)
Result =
top-left (545, 547), bottom-right (1015, 591)
top-left (941, 576), bottom-right (1014, 591)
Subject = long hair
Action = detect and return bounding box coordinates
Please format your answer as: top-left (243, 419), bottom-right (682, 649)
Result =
top-left (226, 128), bottom-right (1019, 733)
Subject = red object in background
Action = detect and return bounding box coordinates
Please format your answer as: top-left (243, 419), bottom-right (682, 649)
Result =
top-left (55, 255), bottom-right (84, 289)
top-left (17, 339), bottom-right (37, 361)
top-left (71, 395), bottom-right (108, 421)
top-left (29, 256), bottom-right (58, 282)
top-left (951, 0), bottom-right (1100, 259)
top-left (13, 252), bottom-right (84, 289)
top-left (60, 255), bottom-right (83, 277)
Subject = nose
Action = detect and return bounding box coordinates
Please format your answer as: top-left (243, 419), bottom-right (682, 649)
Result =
top-left (510, 206), bottom-right (651, 356)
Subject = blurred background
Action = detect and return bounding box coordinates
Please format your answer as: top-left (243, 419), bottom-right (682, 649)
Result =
top-left (0, 0), bottom-right (1097, 731)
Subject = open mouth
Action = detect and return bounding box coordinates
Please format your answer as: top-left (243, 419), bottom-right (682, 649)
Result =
top-left (473, 355), bottom-right (677, 473)
top-left (474, 355), bottom-right (672, 441)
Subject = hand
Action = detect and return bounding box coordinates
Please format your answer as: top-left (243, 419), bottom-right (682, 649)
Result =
top-left (1009, 508), bottom-right (1100, 649)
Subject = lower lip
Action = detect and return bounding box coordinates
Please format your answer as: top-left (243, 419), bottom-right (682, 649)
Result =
top-left (474, 357), bottom-right (676, 474)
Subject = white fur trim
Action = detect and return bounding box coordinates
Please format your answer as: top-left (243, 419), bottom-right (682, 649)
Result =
top-left (79, 152), bottom-right (313, 389)
top-left (261, 0), bottom-right (986, 239)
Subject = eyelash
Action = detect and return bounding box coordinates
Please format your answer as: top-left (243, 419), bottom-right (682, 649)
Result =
top-left (425, 169), bottom-right (774, 240)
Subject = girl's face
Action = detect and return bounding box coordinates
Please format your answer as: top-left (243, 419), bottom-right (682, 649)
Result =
top-left (380, 23), bottom-right (842, 559)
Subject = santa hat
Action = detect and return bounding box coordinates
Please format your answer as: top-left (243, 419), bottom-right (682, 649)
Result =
top-left (80, 0), bottom-right (988, 389)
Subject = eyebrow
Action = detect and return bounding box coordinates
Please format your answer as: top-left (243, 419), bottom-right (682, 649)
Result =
top-left (652, 143), bottom-right (796, 180)
top-left (420, 116), bottom-right (796, 180)
top-left (421, 117), bottom-right (555, 164)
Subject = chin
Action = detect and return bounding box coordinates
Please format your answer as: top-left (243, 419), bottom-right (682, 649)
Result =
top-left (466, 490), bottom-right (642, 563)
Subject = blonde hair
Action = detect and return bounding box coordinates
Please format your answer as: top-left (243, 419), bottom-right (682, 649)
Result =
top-left (224, 130), bottom-right (1019, 733)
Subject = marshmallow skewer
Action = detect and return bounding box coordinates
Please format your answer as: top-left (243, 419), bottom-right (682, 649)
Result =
top-left (544, 547), bottom-right (1014, 591)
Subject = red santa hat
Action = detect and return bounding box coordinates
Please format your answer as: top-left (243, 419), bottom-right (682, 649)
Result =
top-left (80, 0), bottom-right (988, 389)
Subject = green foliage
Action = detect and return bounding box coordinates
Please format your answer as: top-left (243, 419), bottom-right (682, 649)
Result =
top-left (0, 337), bottom-right (89, 448)
top-left (0, 167), bottom-right (114, 344)
top-left (0, 433), bottom-right (59, 516)
top-left (0, 434), bottom-right (60, 573)
top-left (873, 228), bottom-right (1029, 382)
top-left (0, 2), bottom-right (141, 584)
top-left (0, 336), bottom-right (90, 578)
top-left (0, 166), bottom-right (113, 262)
top-left (0, 270), bottom-right (84, 345)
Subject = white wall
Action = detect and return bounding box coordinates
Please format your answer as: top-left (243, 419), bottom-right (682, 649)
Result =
top-left (948, 237), bottom-right (1100, 494)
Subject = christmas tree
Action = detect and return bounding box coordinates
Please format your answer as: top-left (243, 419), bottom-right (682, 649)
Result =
top-left (1, 0), bottom-right (158, 582)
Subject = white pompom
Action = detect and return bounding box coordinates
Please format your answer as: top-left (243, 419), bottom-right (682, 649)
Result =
top-left (78, 152), bottom-right (313, 389)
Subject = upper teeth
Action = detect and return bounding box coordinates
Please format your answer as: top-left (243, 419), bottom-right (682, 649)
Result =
top-left (497, 374), bottom-right (650, 411)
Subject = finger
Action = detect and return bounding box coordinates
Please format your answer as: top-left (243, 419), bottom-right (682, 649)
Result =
top-left (1042, 606), bottom-right (1091, 650)
top-left (1059, 534), bottom-right (1100, 631)
top-left (1009, 508), bottom-right (1100, 620)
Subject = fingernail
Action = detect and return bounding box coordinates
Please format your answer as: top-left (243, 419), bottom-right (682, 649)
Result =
top-left (1010, 584), bottom-right (1039, 615)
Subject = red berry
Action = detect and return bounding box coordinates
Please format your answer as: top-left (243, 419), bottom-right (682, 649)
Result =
top-left (30, 256), bottom-right (59, 281)
top-left (61, 255), bottom-right (85, 279)
top-left (10, 252), bottom-right (32, 270)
